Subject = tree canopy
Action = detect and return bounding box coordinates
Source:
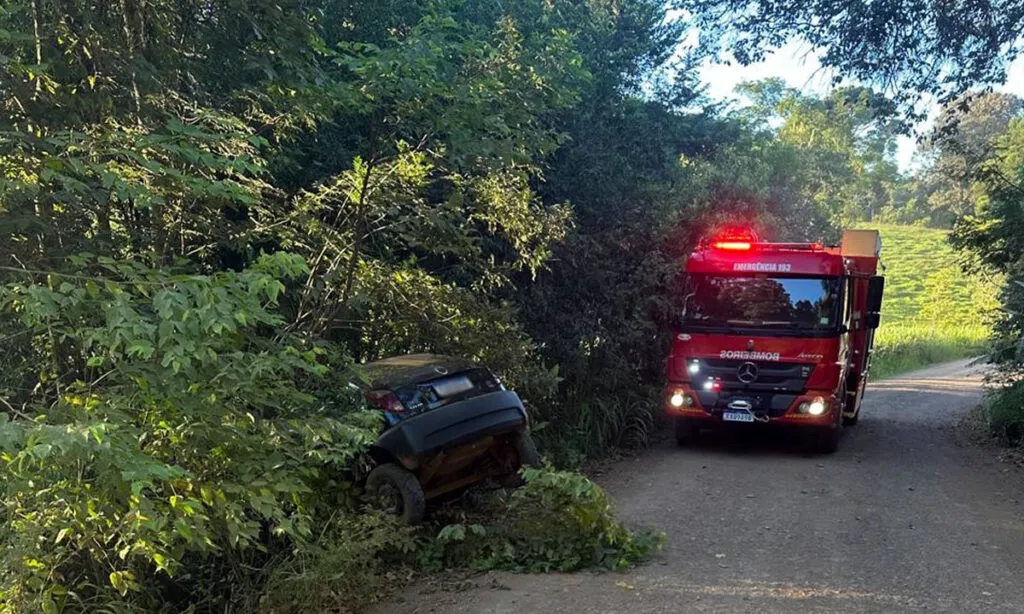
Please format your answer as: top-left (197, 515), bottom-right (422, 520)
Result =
top-left (681, 0), bottom-right (1024, 113)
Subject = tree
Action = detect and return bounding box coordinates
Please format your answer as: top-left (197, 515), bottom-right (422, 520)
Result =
top-left (951, 119), bottom-right (1024, 370)
top-left (918, 92), bottom-right (1023, 225)
top-left (681, 0), bottom-right (1024, 114)
top-left (725, 80), bottom-right (905, 228)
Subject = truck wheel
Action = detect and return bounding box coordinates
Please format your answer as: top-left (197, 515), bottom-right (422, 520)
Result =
top-left (500, 431), bottom-right (541, 488)
top-left (842, 408), bottom-right (860, 426)
top-left (843, 381), bottom-right (863, 426)
top-left (366, 463), bottom-right (426, 524)
top-left (809, 427), bottom-right (841, 454)
top-left (675, 418), bottom-right (701, 446)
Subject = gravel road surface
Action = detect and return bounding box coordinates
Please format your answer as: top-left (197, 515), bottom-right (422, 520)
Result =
top-left (376, 359), bottom-right (1024, 613)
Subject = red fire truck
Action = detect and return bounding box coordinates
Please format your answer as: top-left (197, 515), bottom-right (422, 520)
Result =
top-left (664, 228), bottom-right (885, 453)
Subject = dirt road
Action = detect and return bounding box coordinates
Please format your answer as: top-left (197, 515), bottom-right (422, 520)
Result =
top-left (378, 359), bottom-right (1024, 613)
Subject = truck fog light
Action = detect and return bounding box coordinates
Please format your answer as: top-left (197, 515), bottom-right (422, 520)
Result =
top-left (808, 399), bottom-right (826, 416)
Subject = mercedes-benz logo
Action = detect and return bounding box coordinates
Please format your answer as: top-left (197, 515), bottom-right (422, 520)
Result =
top-left (737, 361), bottom-right (759, 384)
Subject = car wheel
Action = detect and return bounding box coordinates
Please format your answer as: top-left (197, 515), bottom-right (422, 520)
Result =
top-left (515, 431), bottom-right (541, 467)
top-left (499, 431), bottom-right (541, 488)
top-left (366, 463), bottom-right (426, 524)
top-left (675, 418), bottom-right (701, 446)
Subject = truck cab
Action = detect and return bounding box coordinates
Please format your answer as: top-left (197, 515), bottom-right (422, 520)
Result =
top-left (664, 229), bottom-right (885, 453)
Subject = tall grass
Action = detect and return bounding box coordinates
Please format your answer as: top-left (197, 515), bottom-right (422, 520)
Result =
top-left (871, 322), bottom-right (988, 379)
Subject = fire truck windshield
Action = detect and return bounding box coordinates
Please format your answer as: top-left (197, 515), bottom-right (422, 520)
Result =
top-left (682, 275), bottom-right (842, 334)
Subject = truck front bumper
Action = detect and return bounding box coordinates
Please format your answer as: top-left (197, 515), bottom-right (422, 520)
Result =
top-left (664, 384), bottom-right (839, 427)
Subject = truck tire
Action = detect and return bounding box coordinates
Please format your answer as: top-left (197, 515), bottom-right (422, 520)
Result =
top-left (675, 418), bottom-right (701, 446)
top-left (500, 431), bottom-right (541, 487)
top-left (809, 426), bottom-right (841, 454)
top-left (366, 463), bottom-right (426, 524)
top-left (843, 379), bottom-right (863, 426)
top-left (842, 408), bottom-right (860, 426)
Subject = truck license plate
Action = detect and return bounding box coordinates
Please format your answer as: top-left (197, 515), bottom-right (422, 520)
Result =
top-left (722, 411), bottom-right (754, 423)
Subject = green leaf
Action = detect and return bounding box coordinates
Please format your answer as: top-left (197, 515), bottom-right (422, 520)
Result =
top-left (55, 528), bottom-right (70, 544)
top-left (109, 571), bottom-right (128, 596)
top-left (126, 339), bottom-right (154, 358)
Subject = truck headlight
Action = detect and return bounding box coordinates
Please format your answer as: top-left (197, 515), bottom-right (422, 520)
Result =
top-left (688, 361), bottom-right (700, 375)
top-left (798, 397), bottom-right (827, 415)
top-left (669, 391), bottom-right (693, 408)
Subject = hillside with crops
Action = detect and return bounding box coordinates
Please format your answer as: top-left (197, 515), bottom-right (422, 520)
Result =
top-left (865, 224), bottom-right (1001, 377)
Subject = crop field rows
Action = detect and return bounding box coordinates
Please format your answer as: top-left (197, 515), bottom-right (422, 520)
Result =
top-left (864, 224), bottom-right (999, 378)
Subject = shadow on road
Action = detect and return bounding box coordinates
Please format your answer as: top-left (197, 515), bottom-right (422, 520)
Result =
top-left (681, 425), bottom-right (826, 458)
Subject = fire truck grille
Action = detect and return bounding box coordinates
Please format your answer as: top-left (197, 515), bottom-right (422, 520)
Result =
top-left (697, 358), bottom-right (813, 393)
top-left (691, 358), bottom-right (816, 418)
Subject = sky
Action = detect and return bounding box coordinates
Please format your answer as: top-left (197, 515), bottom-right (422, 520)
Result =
top-left (696, 41), bottom-right (1024, 173)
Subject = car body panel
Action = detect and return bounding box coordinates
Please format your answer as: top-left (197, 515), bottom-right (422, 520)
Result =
top-left (374, 390), bottom-right (527, 459)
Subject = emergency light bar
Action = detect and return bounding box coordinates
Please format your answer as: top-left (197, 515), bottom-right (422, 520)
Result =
top-left (712, 241), bottom-right (752, 251)
top-left (706, 241), bottom-right (825, 252)
top-left (704, 227), bottom-right (826, 252)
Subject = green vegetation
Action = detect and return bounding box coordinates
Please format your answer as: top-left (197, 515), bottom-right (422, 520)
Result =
top-left (950, 119), bottom-right (1024, 444)
top-left (261, 468), bottom-right (662, 613)
top-left (980, 382), bottom-right (1024, 445)
top-left (859, 224), bottom-right (999, 378)
top-left (872, 323), bottom-right (989, 379)
top-left (1, 0), bottom-right (1021, 611)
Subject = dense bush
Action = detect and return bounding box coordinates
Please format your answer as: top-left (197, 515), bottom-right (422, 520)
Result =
top-left (983, 381), bottom-right (1024, 445)
top-left (263, 468), bottom-right (662, 613)
top-left (425, 467), bottom-right (663, 573)
top-left (0, 255), bottom-right (658, 612)
top-left (0, 255), bottom-right (384, 611)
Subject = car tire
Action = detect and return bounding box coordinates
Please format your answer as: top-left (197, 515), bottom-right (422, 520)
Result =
top-left (515, 431), bottom-right (541, 467)
top-left (499, 431), bottom-right (541, 488)
top-left (675, 418), bottom-right (700, 446)
top-left (366, 463), bottom-right (426, 524)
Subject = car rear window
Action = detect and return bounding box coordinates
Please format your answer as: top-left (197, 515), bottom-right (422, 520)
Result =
top-left (393, 368), bottom-right (501, 413)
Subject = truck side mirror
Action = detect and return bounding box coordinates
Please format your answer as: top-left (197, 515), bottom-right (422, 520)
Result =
top-left (867, 276), bottom-right (884, 313)
top-left (866, 276), bottom-right (884, 329)
top-left (865, 312), bottom-right (881, 329)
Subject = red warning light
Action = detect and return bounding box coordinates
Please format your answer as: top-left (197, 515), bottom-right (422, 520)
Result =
top-left (712, 241), bottom-right (752, 251)
top-left (709, 226), bottom-right (759, 251)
